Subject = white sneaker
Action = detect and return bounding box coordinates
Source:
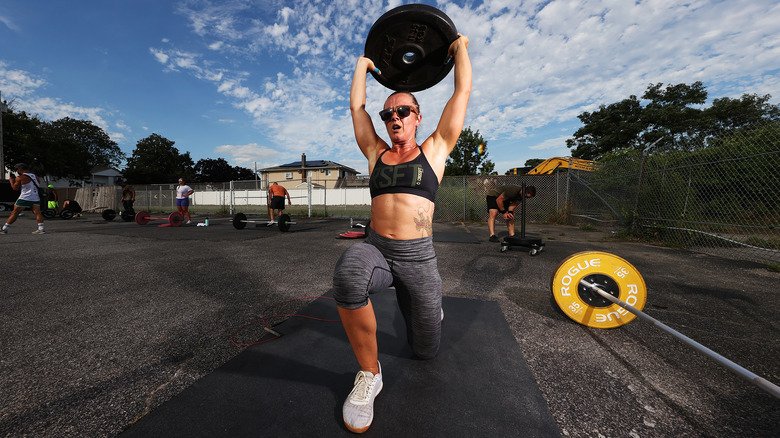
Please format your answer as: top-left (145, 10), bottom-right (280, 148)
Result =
top-left (0, 229), bottom-right (6, 234)
top-left (343, 362), bottom-right (383, 433)
top-left (186, 220), bottom-right (192, 224)
top-left (266, 221), bottom-right (275, 226)
top-left (32, 229), bottom-right (46, 235)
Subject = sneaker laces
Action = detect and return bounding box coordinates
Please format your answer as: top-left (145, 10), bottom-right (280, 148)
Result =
top-left (348, 371), bottom-right (375, 405)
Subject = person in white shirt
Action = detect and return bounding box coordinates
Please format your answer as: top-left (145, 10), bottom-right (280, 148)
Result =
top-left (175, 178), bottom-right (195, 224)
top-left (2, 163), bottom-right (45, 235)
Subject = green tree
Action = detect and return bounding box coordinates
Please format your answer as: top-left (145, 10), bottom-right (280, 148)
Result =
top-left (49, 118), bottom-right (124, 169)
top-left (2, 107), bottom-right (123, 178)
top-left (704, 94), bottom-right (780, 132)
top-left (445, 127), bottom-right (494, 176)
top-left (193, 158), bottom-right (256, 181)
top-left (194, 158), bottom-right (234, 182)
top-left (524, 158), bottom-right (545, 167)
top-left (123, 134), bottom-right (194, 184)
top-left (233, 165), bottom-right (256, 180)
top-left (565, 95), bottom-right (645, 159)
top-left (2, 109), bottom-right (48, 172)
top-left (566, 82), bottom-right (780, 159)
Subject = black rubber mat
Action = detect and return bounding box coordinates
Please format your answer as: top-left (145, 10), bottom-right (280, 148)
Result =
top-left (123, 291), bottom-right (559, 437)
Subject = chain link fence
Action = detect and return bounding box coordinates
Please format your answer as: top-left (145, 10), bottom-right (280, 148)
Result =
top-left (433, 174), bottom-right (564, 223)
top-left (568, 122), bottom-right (780, 264)
top-left (69, 122), bottom-right (777, 265)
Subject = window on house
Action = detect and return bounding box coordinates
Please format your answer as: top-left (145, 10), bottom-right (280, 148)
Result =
top-left (285, 172), bottom-right (293, 180)
top-left (324, 169), bottom-right (331, 176)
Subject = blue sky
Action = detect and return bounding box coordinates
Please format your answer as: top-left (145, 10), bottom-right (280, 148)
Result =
top-left (1, 0), bottom-right (778, 175)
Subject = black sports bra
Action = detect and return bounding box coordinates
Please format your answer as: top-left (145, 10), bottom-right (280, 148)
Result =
top-left (369, 146), bottom-right (439, 202)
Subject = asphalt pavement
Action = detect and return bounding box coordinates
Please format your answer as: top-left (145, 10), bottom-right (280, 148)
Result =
top-left (0, 213), bottom-right (778, 437)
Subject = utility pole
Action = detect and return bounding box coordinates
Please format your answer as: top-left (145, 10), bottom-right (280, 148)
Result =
top-left (0, 91), bottom-right (6, 179)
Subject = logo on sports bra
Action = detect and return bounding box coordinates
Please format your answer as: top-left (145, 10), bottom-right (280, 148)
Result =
top-left (372, 163), bottom-right (423, 189)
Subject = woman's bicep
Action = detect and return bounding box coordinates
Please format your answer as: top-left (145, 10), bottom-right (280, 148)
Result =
top-left (434, 92), bottom-right (470, 152)
top-left (352, 108), bottom-right (382, 158)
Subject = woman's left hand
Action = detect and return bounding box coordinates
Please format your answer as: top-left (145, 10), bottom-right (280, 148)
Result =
top-left (448, 34), bottom-right (469, 57)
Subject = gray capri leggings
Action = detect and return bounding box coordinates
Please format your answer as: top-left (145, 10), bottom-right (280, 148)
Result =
top-left (333, 231), bottom-right (442, 359)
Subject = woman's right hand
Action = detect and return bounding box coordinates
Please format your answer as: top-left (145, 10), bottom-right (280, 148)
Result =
top-left (358, 56), bottom-right (380, 75)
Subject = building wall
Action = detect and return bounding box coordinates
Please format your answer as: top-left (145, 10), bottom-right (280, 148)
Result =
top-left (264, 168), bottom-right (351, 189)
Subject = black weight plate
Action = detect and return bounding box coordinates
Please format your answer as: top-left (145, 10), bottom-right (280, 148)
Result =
top-left (60, 209), bottom-right (75, 220)
top-left (42, 208), bottom-right (56, 219)
top-left (135, 211), bottom-right (150, 225)
top-left (278, 214), bottom-right (291, 232)
top-left (120, 210), bottom-right (135, 222)
top-left (168, 212), bottom-right (183, 227)
top-left (365, 4), bottom-right (458, 92)
top-left (233, 213), bottom-right (247, 230)
top-left (102, 209), bottom-right (117, 221)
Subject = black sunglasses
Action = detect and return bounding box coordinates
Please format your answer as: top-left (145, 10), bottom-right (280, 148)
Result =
top-left (379, 105), bottom-right (418, 122)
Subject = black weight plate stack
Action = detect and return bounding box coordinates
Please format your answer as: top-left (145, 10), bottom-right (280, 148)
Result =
top-left (365, 4), bottom-right (458, 92)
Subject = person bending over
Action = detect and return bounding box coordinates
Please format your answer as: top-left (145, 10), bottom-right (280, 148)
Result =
top-left (2, 163), bottom-right (45, 235)
top-left (485, 186), bottom-right (526, 242)
top-left (333, 35), bottom-right (471, 433)
top-left (266, 182), bottom-right (291, 225)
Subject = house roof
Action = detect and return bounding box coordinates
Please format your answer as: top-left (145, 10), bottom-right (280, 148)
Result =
top-left (91, 166), bottom-right (123, 176)
top-left (260, 160), bottom-right (358, 174)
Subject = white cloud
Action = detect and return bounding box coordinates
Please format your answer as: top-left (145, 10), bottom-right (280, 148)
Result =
top-left (157, 0), bottom-right (780, 172)
top-left (0, 61), bottom-right (46, 96)
top-left (529, 136), bottom-right (570, 151)
top-left (0, 14), bottom-right (19, 31)
top-left (215, 142), bottom-right (293, 169)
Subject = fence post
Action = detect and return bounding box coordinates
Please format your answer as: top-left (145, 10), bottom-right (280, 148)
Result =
top-left (229, 181), bottom-right (234, 215)
top-left (307, 174), bottom-right (312, 218)
top-left (462, 176), bottom-right (467, 221)
top-left (631, 152), bottom-right (646, 233)
top-left (564, 170), bottom-right (571, 222)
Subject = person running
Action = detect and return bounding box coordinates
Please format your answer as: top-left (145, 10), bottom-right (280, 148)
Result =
top-left (175, 178), bottom-right (194, 224)
top-left (485, 185), bottom-right (525, 242)
top-left (266, 182), bottom-right (291, 226)
top-left (2, 163), bottom-right (45, 235)
top-left (333, 34), bottom-right (471, 433)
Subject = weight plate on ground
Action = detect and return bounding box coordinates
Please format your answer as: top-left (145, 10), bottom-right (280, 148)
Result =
top-left (60, 209), bottom-right (75, 220)
top-left (102, 209), bottom-right (117, 221)
top-left (135, 211), bottom-right (151, 225)
top-left (233, 212), bottom-right (247, 230)
top-left (278, 214), bottom-right (291, 232)
top-left (365, 4), bottom-right (458, 92)
top-left (551, 251), bottom-right (647, 329)
top-left (120, 210), bottom-right (135, 222)
top-left (42, 208), bottom-right (56, 219)
top-left (168, 212), bottom-right (183, 227)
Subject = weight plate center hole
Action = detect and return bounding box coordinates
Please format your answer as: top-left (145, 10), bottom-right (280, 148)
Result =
top-left (402, 52), bottom-right (417, 64)
top-left (578, 274), bottom-right (619, 307)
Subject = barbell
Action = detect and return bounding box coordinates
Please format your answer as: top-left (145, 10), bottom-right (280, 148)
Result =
top-left (232, 212), bottom-right (296, 232)
top-left (364, 4), bottom-right (459, 92)
top-left (102, 209), bottom-right (135, 222)
top-left (551, 251), bottom-right (780, 398)
top-left (135, 211), bottom-right (183, 227)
